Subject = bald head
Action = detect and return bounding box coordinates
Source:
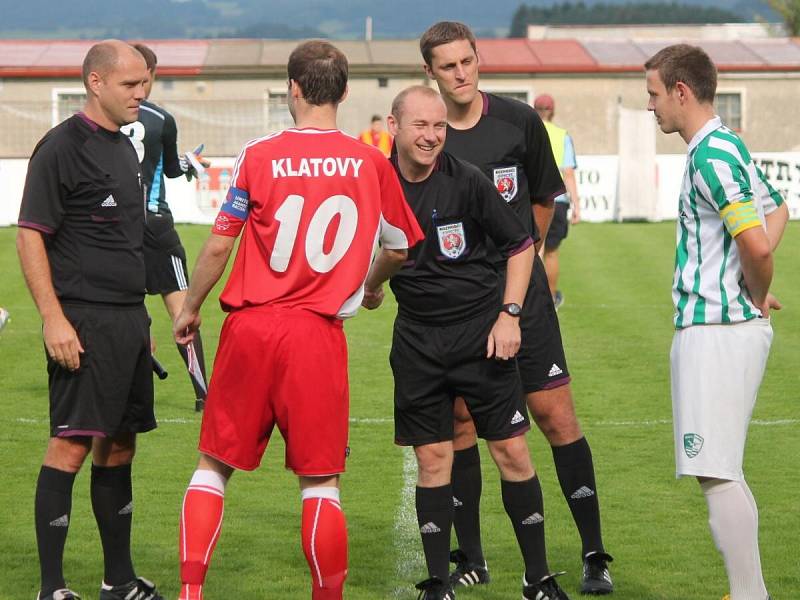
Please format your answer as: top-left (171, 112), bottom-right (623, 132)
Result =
top-left (391, 85), bottom-right (445, 124)
top-left (82, 40), bottom-right (145, 89)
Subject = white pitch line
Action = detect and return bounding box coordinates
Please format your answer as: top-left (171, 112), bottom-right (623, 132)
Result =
top-left (393, 446), bottom-right (423, 598)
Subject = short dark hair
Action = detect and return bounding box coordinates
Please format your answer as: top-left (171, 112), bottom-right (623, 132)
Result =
top-left (371, 114), bottom-right (382, 122)
top-left (419, 21), bottom-right (477, 67)
top-left (644, 44), bottom-right (717, 104)
top-left (287, 40), bottom-right (348, 106)
top-left (133, 43), bottom-right (157, 73)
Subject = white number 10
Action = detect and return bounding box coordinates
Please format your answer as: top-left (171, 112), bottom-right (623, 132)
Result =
top-left (270, 194), bottom-right (359, 273)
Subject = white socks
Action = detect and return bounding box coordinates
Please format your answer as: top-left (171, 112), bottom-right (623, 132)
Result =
top-left (700, 479), bottom-right (768, 600)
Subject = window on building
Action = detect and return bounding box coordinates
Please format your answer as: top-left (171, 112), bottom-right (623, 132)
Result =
top-left (716, 92), bottom-right (742, 131)
top-left (266, 91), bottom-right (292, 132)
top-left (51, 89), bottom-right (86, 126)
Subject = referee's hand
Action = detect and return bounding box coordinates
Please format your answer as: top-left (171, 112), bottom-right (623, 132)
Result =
top-left (43, 313), bottom-right (84, 371)
top-left (487, 314), bottom-right (521, 360)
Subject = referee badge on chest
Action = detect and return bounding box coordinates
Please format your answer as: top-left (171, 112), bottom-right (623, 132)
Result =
top-left (493, 166), bottom-right (518, 202)
top-left (436, 222), bottom-right (466, 259)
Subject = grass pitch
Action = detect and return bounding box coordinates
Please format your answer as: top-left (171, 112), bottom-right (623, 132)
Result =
top-left (0, 222), bottom-right (797, 599)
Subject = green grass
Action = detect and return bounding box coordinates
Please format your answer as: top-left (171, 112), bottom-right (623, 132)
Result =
top-left (1, 222), bottom-right (798, 599)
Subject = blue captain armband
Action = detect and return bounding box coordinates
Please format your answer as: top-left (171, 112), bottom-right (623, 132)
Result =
top-left (221, 186), bottom-right (250, 220)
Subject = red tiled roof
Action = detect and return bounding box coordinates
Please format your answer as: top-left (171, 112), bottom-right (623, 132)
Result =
top-left (1, 37), bottom-right (800, 77)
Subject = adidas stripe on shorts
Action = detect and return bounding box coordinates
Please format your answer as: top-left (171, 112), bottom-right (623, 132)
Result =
top-left (671, 317), bottom-right (772, 481)
top-left (391, 307), bottom-right (531, 446)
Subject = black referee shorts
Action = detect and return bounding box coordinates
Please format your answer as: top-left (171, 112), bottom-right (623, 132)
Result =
top-left (47, 303), bottom-right (156, 438)
top-left (545, 202), bottom-right (570, 251)
top-left (144, 213), bottom-right (189, 295)
top-left (513, 255), bottom-right (571, 393)
top-left (391, 309), bottom-right (530, 447)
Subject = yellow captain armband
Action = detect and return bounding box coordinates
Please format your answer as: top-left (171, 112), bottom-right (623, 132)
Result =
top-left (720, 200), bottom-right (761, 237)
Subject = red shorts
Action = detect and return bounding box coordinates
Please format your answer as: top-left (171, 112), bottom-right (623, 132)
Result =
top-left (198, 305), bottom-right (349, 475)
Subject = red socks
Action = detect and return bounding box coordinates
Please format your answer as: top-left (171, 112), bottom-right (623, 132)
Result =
top-left (179, 470), bottom-right (227, 600)
top-left (179, 474), bottom-right (347, 600)
top-left (301, 487), bottom-right (348, 600)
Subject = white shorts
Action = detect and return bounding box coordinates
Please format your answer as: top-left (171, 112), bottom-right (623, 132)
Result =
top-left (670, 318), bottom-right (772, 480)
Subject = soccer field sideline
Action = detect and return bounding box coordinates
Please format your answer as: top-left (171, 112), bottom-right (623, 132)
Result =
top-left (1, 222), bottom-right (798, 599)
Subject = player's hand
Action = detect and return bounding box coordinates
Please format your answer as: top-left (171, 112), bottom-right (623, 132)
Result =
top-left (571, 205), bottom-right (581, 224)
top-left (174, 310), bottom-right (201, 345)
top-left (362, 286), bottom-right (385, 310)
top-left (150, 335), bottom-right (157, 355)
top-left (486, 313), bottom-right (521, 360)
top-left (759, 293), bottom-right (782, 318)
top-left (43, 313), bottom-right (84, 371)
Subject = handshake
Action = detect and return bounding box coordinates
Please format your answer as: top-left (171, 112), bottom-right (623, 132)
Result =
top-left (180, 144), bottom-right (211, 181)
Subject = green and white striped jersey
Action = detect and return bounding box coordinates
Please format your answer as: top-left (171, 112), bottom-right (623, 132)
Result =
top-left (673, 116), bottom-right (784, 329)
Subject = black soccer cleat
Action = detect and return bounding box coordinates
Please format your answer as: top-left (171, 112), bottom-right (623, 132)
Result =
top-left (448, 549), bottom-right (490, 587)
top-left (37, 590), bottom-right (81, 600)
top-left (523, 572), bottom-right (571, 600)
top-left (99, 577), bottom-right (163, 600)
top-left (415, 576), bottom-right (456, 600)
top-left (580, 552), bottom-right (613, 595)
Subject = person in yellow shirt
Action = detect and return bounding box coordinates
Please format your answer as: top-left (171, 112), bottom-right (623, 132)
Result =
top-left (534, 94), bottom-right (580, 310)
top-left (359, 114), bottom-right (393, 157)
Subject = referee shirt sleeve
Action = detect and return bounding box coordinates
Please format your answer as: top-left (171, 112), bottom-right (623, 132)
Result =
top-left (471, 169), bottom-right (532, 257)
top-left (18, 138), bottom-right (66, 234)
top-left (524, 110), bottom-right (566, 205)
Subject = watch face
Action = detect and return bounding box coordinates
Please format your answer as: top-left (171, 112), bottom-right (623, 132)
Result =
top-left (504, 303), bottom-right (521, 316)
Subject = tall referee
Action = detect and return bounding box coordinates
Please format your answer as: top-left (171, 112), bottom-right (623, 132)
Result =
top-left (420, 21), bottom-right (613, 595)
top-left (17, 41), bottom-right (163, 600)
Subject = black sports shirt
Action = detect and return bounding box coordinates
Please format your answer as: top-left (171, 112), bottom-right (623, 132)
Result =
top-left (121, 99), bottom-right (183, 216)
top-left (444, 92), bottom-right (565, 265)
top-left (389, 151), bottom-right (532, 325)
top-left (18, 113), bottom-right (147, 305)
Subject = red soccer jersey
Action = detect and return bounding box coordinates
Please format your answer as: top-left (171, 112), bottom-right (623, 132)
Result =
top-left (212, 128), bottom-right (423, 318)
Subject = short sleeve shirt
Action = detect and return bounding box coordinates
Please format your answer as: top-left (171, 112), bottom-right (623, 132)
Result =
top-left (389, 152), bottom-right (533, 325)
top-left (210, 128), bottom-right (424, 319)
top-left (443, 92), bottom-right (565, 263)
top-left (673, 116), bottom-right (784, 328)
top-left (18, 113), bottom-right (146, 304)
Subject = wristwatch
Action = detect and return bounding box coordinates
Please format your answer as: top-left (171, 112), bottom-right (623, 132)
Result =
top-left (500, 303), bottom-right (522, 317)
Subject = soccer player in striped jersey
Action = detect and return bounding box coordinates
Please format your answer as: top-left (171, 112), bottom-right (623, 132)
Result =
top-left (645, 44), bottom-right (787, 600)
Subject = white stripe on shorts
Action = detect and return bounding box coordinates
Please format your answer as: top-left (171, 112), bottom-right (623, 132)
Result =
top-left (171, 255), bottom-right (188, 290)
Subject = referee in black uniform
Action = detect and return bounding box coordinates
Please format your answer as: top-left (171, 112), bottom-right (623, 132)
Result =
top-left (17, 41), bottom-right (163, 600)
top-left (363, 86), bottom-right (568, 600)
top-left (420, 22), bottom-right (614, 596)
top-left (124, 43), bottom-right (209, 412)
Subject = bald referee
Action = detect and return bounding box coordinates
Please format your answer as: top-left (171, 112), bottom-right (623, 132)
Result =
top-left (17, 41), bottom-right (163, 600)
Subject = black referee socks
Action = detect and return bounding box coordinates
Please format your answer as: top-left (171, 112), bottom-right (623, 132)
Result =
top-left (501, 475), bottom-right (549, 582)
top-left (551, 436), bottom-right (605, 556)
top-left (35, 465), bottom-right (76, 596)
top-left (451, 444), bottom-right (485, 565)
top-left (91, 463), bottom-right (136, 586)
top-left (416, 484), bottom-right (454, 583)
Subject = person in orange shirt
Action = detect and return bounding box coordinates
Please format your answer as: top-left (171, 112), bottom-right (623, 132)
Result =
top-left (359, 114), bottom-right (392, 157)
